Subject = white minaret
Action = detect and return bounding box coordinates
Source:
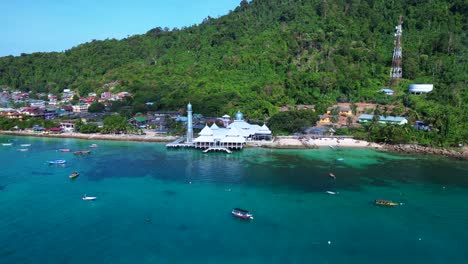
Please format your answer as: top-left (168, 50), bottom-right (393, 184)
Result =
top-left (186, 102), bottom-right (193, 143)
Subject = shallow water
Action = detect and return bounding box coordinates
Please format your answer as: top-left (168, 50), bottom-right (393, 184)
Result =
top-left (0, 136), bottom-right (467, 263)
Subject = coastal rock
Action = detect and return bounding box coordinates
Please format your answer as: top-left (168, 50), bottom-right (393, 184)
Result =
top-left (382, 144), bottom-right (467, 160)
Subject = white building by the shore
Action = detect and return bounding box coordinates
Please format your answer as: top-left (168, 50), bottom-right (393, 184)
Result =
top-left (192, 111), bottom-right (272, 150)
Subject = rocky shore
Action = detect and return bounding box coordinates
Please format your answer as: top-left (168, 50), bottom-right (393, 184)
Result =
top-left (381, 144), bottom-right (468, 160)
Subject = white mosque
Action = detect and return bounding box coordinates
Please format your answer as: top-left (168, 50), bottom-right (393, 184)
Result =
top-left (184, 103), bottom-right (272, 150)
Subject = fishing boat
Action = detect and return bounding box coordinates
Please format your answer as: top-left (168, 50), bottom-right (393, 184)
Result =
top-left (69, 171), bottom-right (79, 179)
top-left (73, 150), bottom-right (91, 155)
top-left (59, 149), bottom-right (71, 152)
top-left (89, 144), bottom-right (98, 148)
top-left (2, 143), bottom-right (13, 146)
top-left (374, 199), bottom-right (398, 207)
top-left (48, 159), bottom-right (66, 165)
top-left (82, 195), bottom-right (97, 201)
top-left (231, 208), bottom-right (254, 220)
top-left (20, 144), bottom-right (31, 147)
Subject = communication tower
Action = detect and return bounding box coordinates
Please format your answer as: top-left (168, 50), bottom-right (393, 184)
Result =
top-left (390, 16), bottom-right (403, 84)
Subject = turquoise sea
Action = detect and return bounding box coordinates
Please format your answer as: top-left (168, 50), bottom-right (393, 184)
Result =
top-left (0, 135), bottom-right (467, 263)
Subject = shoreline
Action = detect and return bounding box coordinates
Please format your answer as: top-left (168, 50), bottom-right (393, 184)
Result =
top-left (1, 130), bottom-right (466, 160)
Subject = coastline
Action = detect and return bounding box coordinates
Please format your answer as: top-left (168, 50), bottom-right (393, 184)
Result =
top-left (1, 130), bottom-right (466, 160)
top-left (0, 130), bottom-right (177, 143)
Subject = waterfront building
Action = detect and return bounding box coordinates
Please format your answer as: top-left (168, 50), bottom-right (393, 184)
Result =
top-left (358, 114), bottom-right (408, 125)
top-left (192, 110), bottom-right (272, 149)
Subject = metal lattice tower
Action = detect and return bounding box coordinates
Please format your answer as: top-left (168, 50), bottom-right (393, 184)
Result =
top-left (390, 16), bottom-right (403, 84)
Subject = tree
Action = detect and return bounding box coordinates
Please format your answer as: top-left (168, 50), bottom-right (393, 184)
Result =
top-left (102, 115), bottom-right (131, 134)
top-left (88, 102), bottom-right (105, 113)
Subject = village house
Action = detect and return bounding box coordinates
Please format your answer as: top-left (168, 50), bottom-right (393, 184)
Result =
top-left (72, 103), bottom-right (89, 113)
top-left (358, 114), bottom-right (408, 125)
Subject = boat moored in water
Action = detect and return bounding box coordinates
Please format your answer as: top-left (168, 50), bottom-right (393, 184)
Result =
top-left (90, 144), bottom-right (98, 148)
top-left (231, 208), bottom-right (254, 220)
top-left (374, 199), bottom-right (398, 207)
top-left (20, 144), bottom-right (31, 147)
top-left (82, 195), bottom-right (97, 201)
top-left (59, 149), bottom-right (71, 152)
top-left (74, 150), bottom-right (91, 155)
top-left (69, 171), bottom-right (79, 179)
top-left (49, 159), bottom-right (66, 165)
top-left (2, 143), bottom-right (13, 146)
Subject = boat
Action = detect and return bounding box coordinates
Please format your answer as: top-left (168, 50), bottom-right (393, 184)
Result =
top-left (329, 173), bottom-right (336, 179)
top-left (89, 144), bottom-right (98, 148)
top-left (59, 149), bottom-right (71, 152)
top-left (20, 144), bottom-right (31, 147)
top-left (73, 150), bottom-right (91, 155)
top-left (17, 148), bottom-right (29, 152)
top-left (336, 158), bottom-right (344, 161)
top-left (326, 191), bottom-right (337, 195)
top-left (374, 199), bottom-right (398, 207)
top-left (82, 195), bottom-right (97, 201)
top-left (231, 208), bottom-right (254, 220)
top-left (69, 171), bottom-right (79, 179)
top-left (2, 143), bottom-right (13, 146)
top-left (48, 159), bottom-right (66, 165)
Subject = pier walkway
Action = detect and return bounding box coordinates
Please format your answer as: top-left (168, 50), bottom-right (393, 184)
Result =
top-left (166, 137), bottom-right (194, 148)
top-left (202, 147), bottom-right (232, 154)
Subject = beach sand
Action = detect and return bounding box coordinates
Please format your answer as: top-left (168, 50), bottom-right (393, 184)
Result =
top-left (0, 130), bottom-right (177, 143)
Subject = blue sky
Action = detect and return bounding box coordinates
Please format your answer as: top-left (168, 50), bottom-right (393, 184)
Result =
top-left (0, 0), bottom-right (241, 57)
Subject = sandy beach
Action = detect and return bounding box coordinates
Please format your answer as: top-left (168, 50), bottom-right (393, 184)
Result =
top-left (0, 130), bottom-right (177, 143)
top-left (246, 136), bottom-right (382, 149)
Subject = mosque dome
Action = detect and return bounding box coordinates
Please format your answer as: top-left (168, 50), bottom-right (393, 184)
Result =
top-left (235, 111), bottom-right (243, 120)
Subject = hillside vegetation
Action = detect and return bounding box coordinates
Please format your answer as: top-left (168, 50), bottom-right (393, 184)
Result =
top-left (0, 0), bottom-right (466, 145)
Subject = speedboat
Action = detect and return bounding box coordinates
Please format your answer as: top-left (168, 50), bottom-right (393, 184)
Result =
top-left (82, 195), bottom-right (97, 201)
top-left (231, 208), bottom-right (254, 220)
top-left (374, 199), bottom-right (398, 207)
top-left (48, 159), bottom-right (66, 165)
top-left (69, 171), bottom-right (79, 179)
top-left (90, 144), bottom-right (98, 148)
top-left (59, 149), bottom-right (71, 152)
top-left (2, 143), bottom-right (13, 146)
top-left (326, 191), bottom-right (337, 195)
top-left (329, 173), bottom-right (336, 179)
top-left (20, 144), bottom-right (31, 147)
top-left (17, 148), bottom-right (29, 152)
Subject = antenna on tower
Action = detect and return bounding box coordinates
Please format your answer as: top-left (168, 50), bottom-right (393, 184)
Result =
top-left (390, 15), bottom-right (403, 85)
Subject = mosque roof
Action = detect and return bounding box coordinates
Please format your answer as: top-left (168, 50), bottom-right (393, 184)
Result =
top-left (210, 123), bottom-right (220, 130)
top-left (198, 125), bottom-right (213, 136)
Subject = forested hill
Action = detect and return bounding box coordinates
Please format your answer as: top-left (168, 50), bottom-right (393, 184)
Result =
top-left (0, 0), bottom-right (466, 118)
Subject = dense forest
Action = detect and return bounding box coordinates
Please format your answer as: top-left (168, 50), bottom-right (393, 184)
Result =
top-left (0, 0), bottom-right (466, 145)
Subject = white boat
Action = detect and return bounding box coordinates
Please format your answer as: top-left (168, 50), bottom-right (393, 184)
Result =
top-left (17, 148), bottom-right (29, 152)
top-left (20, 144), bottom-right (31, 147)
top-left (48, 159), bottom-right (66, 165)
top-left (326, 191), bottom-right (337, 195)
top-left (90, 144), bottom-right (98, 148)
top-left (82, 195), bottom-right (97, 201)
top-left (2, 143), bottom-right (13, 146)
